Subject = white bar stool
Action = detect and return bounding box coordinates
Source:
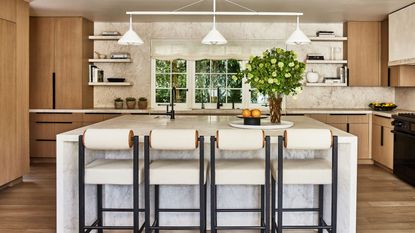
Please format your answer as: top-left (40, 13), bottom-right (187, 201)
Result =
top-left (144, 129), bottom-right (208, 233)
top-left (79, 129), bottom-right (145, 233)
top-left (211, 129), bottom-right (270, 232)
top-left (272, 129), bottom-right (338, 233)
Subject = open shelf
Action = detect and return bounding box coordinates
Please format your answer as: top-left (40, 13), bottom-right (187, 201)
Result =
top-left (89, 82), bottom-right (133, 86)
top-left (305, 82), bottom-right (347, 87)
top-left (306, 60), bottom-right (348, 64)
top-left (89, 35), bottom-right (122, 40)
top-left (89, 59), bottom-right (131, 63)
top-left (309, 37), bottom-right (348, 41)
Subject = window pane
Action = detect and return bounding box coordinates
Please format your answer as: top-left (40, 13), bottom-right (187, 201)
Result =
top-left (211, 74), bottom-right (226, 88)
top-left (195, 74), bottom-right (210, 88)
top-left (196, 59), bottom-right (210, 73)
top-left (172, 59), bottom-right (186, 73)
top-left (156, 60), bottom-right (170, 73)
top-left (156, 89), bottom-right (170, 103)
top-left (172, 74), bottom-right (187, 88)
top-left (227, 90), bottom-right (242, 103)
top-left (156, 74), bottom-right (170, 88)
top-left (210, 89), bottom-right (226, 103)
top-left (195, 89), bottom-right (210, 103)
top-left (227, 59), bottom-right (241, 73)
top-left (174, 89), bottom-right (187, 103)
top-left (227, 75), bottom-right (242, 88)
top-left (212, 60), bottom-right (226, 73)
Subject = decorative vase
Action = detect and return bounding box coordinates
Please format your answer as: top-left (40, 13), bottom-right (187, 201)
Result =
top-left (126, 100), bottom-right (136, 109)
top-left (138, 101), bottom-right (148, 109)
top-left (269, 94), bottom-right (283, 124)
top-left (114, 101), bottom-right (124, 109)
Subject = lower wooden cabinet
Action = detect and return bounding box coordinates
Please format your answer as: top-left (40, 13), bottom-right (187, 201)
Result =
top-left (307, 114), bottom-right (371, 161)
top-left (30, 113), bottom-right (124, 158)
top-left (372, 115), bottom-right (394, 170)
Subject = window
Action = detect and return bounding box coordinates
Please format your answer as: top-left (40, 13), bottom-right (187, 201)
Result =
top-left (152, 58), bottom-right (269, 109)
top-left (154, 59), bottom-right (188, 104)
top-left (194, 59), bottom-right (243, 107)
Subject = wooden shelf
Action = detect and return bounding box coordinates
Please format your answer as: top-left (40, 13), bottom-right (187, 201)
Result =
top-left (306, 60), bottom-right (348, 64)
top-left (305, 82), bottom-right (347, 87)
top-left (88, 35), bottom-right (122, 40)
top-left (88, 82), bottom-right (133, 86)
top-left (309, 37), bottom-right (348, 41)
top-left (88, 59), bottom-right (131, 63)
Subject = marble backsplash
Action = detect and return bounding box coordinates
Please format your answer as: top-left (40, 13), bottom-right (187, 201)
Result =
top-left (395, 87), bottom-right (415, 110)
top-left (93, 22), bottom-right (397, 109)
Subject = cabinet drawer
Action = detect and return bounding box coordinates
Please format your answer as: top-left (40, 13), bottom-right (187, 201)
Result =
top-left (31, 113), bottom-right (83, 122)
top-left (82, 113), bottom-right (105, 123)
top-left (326, 115), bottom-right (348, 124)
top-left (54, 122), bottom-right (82, 134)
top-left (373, 115), bottom-right (392, 127)
top-left (102, 113), bottom-right (123, 120)
top-left (30, 122), bottom-right (55, 140)
top-left (306, 114), bottom-right (328, 123)
top-left (30, 139), bottom-right (56, 158)
top-left (347, 114), bottom-right (369, 123)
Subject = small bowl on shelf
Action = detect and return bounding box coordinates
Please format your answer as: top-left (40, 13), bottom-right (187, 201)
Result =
top-left (107, 78), bottom-right (125, 83)
top-left (237, 115), bottom-right (268, 125)
top-left (369, 102), bottom-right (398, 111)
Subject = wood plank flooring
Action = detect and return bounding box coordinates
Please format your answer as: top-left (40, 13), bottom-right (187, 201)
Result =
top-left (0, 164), bottom-right (414, 232)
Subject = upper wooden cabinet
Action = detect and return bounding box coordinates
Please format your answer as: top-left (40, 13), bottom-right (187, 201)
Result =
top-left (30, 17), bottom-right (94, 109)
top-left (0, 0), bottom-right (16, 22)
top-left (344, 22), bottom-right (381, 86)
top-left (389, 4), bottom-right (415, 66)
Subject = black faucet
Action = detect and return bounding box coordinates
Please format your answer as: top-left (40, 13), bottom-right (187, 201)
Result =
top-left (216, 87), bottom-right (223, 109)
top-left (170, 86), bottom-right (176, 119)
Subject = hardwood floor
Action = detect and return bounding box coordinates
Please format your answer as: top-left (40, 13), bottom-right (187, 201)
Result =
top-left (0, 164), bottom-right (414, 232)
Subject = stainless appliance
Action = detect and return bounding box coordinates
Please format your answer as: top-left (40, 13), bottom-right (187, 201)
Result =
top-left (392, 113), bottom-right (415, 186)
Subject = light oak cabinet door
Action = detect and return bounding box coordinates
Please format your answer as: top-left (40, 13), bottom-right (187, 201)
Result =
top-left (372, 124), bottom-right (382, 163)
top-left (328, 123), bottom-right (348, 132)
top-left (0, 0), bottom-right (16, 22)
top-left (345, 22), bottom-right (381, 86)
top-left (382, 126), bottom-right (394, 169)
top-left (349, 123), bottom-right (370, 160)
top-left (29, 17), bottom-right (55, 109)
top-left (372, 116), bottom-right (394, 170)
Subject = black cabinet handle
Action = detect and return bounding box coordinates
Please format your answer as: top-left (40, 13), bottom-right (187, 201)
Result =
top-left (381, 126), bottom-right (384, 146)
top-left (387, 67), bottom-right (391, 87)
top-left (52, 72), bottom-right (56, 109)
top-left (346, 123), bottom-right (350, 133)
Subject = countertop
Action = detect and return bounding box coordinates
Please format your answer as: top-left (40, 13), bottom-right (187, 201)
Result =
top-left (30, 107), bottom-right (413, 118)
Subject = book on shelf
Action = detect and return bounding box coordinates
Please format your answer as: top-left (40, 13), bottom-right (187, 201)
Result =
top-left (89, 64), bottom-right (104, 83)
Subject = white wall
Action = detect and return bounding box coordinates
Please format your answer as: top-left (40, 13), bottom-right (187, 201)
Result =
top-left (93, 22), bottom-right (395, 109)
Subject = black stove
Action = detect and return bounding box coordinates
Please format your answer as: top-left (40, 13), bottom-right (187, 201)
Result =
top-left (392, 113), bottom-right (415, 186)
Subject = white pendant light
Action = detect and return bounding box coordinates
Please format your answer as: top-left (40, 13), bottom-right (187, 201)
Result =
top-left (202, 0), bottom-right (227, 45)
top-left (286, 16), bottom-right (310, 45)
top-left (118, 15), bottom-right (144, 45)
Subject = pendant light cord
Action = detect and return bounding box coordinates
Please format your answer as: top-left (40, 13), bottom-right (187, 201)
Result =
top-left (129, 14), bottom-right (133, 30)
top-left (213, 0), bottom-right (216, 29)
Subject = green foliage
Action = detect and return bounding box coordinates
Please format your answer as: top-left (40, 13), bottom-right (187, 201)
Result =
top-left (126, 97), bottom-right (136, 101)
top-left (114, 97), bottom-right (123, 102)
top-left (139, 97), bottom-right (147, 101)
top-left (233, 48), bottom-right (305, 97)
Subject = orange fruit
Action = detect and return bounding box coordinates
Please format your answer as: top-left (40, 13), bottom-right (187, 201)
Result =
top-left (251, 109), bottom-right (262, 118)
top-left (242, 109), bottom-right (251, 118)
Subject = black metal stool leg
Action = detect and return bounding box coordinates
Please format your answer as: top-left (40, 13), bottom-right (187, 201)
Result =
top-left (210, 136), bottom-right (217, 233)
top-left (331, 136), bottom-right (338, 233)
top-left (79, 135), bottom-right (85, 233)
top-left (155, 185), bottom-right (159, 233)
top-left (271, 177), bottom-right (276, 233)
top-left (265, 136), bottom-right (271, 233)
top-left (200, 182), bottom-right (205, 233)
top-left (318, 184), bottom-right (324, 233)
top-left (97, 184), bottom-right (103, 233)
top-left (277, 136), bottom-right (283, 233)
top-left (260, 185), bottom-right (265, 233)
top-left (144, 136), bottom-right (151, 233)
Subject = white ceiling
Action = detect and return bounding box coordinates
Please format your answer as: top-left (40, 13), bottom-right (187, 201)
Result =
top-left (29, 0), bottom-right (414, 22)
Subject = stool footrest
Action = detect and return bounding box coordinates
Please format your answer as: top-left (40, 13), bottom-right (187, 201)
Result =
top-left (274, 207), bottom-right (320, 212)
top-left (151, 226), bottom-right (201, 230)
top-left (217, 208), bottom-right (262, 213)
top-left (101, 208), bottom-right (145, 212)
top-left (215, 225), bottom-right (266, 230)
top-left (281, 225), bottom-right (332, 230)
top-left (158, 208), bottom-right (200, 212)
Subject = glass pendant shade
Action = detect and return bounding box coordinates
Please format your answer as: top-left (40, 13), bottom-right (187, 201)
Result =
top-left (286, 16), bottom-right (310, 45)
top-left (118, 15), bottom-right (144, 45)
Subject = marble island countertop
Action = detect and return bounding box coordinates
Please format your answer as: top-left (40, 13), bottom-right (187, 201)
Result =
top-left (30, 107), bottom-right (413, 118)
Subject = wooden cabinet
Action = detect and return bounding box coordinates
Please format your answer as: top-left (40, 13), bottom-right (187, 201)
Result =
top-left (30, 113), bottom-right (124, 158)
top-left (307, 114), bottom-right (371, 161)
top-left (389, 65), bottom-right (415, 87)
top-left (30, 17), bottom-right (93, 109)
top-left (372, 115), bottom-right (394, 170)
top-left (344, 22), bottom-right (381, 86)
top-left (0, 0), bottom-right (29, 186)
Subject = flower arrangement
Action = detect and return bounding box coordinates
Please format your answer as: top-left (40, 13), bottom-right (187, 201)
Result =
top-left (233, 48), bottom-right (305, 123)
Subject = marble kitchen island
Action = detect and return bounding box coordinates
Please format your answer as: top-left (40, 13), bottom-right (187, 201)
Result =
top-left (56, 115), bottom-right (357, 233)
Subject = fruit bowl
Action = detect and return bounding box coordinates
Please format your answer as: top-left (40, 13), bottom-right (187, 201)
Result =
top-left (369, 102), bottom-right (398, 111)
top-left (237, 115), bottom-right (268, 125)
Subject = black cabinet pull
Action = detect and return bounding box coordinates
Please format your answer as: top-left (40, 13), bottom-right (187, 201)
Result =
top-left (387, 67), bottom-right (391, 87)
top-left (381, 126), bottom-right (384, 146)
top-left (346, 123), bottom-right (350, 133)
top-left (52, 72), bottom-right (56, 109)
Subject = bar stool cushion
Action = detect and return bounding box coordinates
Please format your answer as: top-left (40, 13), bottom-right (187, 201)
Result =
top-left (85, 159), bottom-right (144, 185)
top-left (215, 159), bottom-right (265, 185)
top-left (83, 129), bottom-right (134, 150)
top-left (271, 159), bottom-right (332, 185)
top-left (150, 159), bottom-right (209, 185)
top-left (284, 129), bottom-right (332, 150)
top-left (150, 129), bottom-right (199, 150)
top-left (217, 129), bottom-right (264, 151)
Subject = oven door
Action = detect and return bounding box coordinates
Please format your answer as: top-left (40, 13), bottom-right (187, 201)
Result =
top-left (393, 130), bottom-right (415, 186)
